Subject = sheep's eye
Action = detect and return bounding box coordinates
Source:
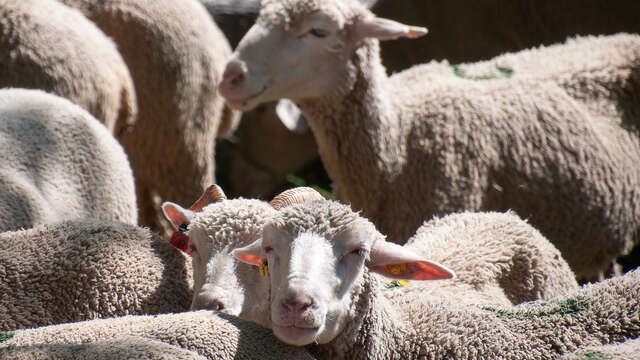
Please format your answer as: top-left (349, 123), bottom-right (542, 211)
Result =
top-left (309, 28), bottom-right (329, 38)
top-left (264, 246), bottom-right (274, 254)
top-left (189, 243), bottom-right (198, 253)
top-left (349, 248), bottom-right (367, 258)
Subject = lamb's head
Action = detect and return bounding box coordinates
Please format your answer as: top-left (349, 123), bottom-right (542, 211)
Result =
top-left (219, 0), bottom-right (427, 111)
top-left (233, 200), bottom-right (454, 346)
top-left (162, 186), bottom-right (324, 328)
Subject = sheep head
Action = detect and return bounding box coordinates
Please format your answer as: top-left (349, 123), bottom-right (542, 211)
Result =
top-left (219, 0), bottom-right (427, 111)
top-left (233, 200), bottom-right (454, 346)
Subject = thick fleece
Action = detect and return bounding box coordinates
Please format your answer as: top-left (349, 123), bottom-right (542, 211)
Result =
top-left (0, 89), bottom-right (137, 232)
top-left (60, 0), bottom-right (239, 236)
top-left (0, 0), bottom-right (136, 136)
top-left (400, 211), bottom-right (578, 306)
top-left (225, 0), bottom-right (640, 281)
top-left (560, 337), bottom-right (640, 360)
top-left (0, 311), bottom-right (314, 360)
top-left (263, 201), bottom-right (640, 359)
top-left (0, 219), bottom-right (192, 331)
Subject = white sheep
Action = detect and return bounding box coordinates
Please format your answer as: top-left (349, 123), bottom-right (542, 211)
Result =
top-left (0, 0), bottom-right (136, 137)
top-left (233, 200), bottom-right (640, 359)
top-left (0, 217), bottom-right (192, 331)
top-left (161, 185), bottom-right (324, 328)
top-left (0, 88), bottom-right (137, 231)
top-left (60, 0), bottom-right (241, 236)
top-left (0, 311), bottom-right (315, 360)
top-left (560, 337), bottom-right (640, 360)
top-left (219, 0), bottom-right (640, 282)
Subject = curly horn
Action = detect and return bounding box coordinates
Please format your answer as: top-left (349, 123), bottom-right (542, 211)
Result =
top-left (269, 187), bottom-right (325, 210)
top-left (189, 184), bottom-right (227, 212)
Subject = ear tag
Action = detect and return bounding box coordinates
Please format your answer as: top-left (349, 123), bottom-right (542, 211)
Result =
top-left (258, 260), bottom-right (269, 277)
top-left (386, 279), bottom-right (410, 289)
top-left (387, 263), bottom-right (406, 275)
top-left (170, 223), bottom-right (191, 255)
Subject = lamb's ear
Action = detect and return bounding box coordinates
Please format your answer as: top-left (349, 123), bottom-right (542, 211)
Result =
top-left (161, 202), bottom-right (195, 231)
top-left (368, 241), bottom-right (455, 280)
top-left (351, 17), bottom-right (427, 42)
top-left (276, 99), bottom-right (309, 134)
top-left (232, 239), bottom-right (265, 266)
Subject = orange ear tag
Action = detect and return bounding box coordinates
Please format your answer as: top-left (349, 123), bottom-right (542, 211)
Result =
top-left (387, 263), bottom-right (406, 275)
top-left (258, 261), bottom-right (269, 277)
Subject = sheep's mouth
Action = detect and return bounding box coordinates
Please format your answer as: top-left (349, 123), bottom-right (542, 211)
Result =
top-left (223, 86), bottom-right (267, 110)
top-left (272, 324), bottom-right (320, 346)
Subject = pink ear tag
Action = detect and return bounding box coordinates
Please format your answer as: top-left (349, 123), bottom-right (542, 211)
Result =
top-left (170, 224), bottom-right (191, 255)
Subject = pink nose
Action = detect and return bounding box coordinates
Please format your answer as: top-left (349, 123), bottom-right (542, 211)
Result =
top-left (282, 288), bottom-right (314, 315)
top-left (220, 60), bottom-right (247, 93)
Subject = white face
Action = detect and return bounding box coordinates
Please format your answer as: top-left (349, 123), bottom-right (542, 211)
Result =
top-left (219, 11), bottom-right (350, 111)
top-left (259, 223), bottom-right (372, 346)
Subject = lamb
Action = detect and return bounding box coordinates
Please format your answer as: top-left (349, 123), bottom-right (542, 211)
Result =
top-left (59, 0), bottom-right (240, 235)
top-left (0, 88), bottom-right (137, 231)
top-left (219, 0), bottom-right (640, 281)
top-left (0, 311), bottom-right (315, 360)
top-left (233, 200), bottom-right (640, 359)
top-left (161, 185), bottom-right (324, 328)
top-left (0, 218), bottom-right (192, 331)
top-left (0, 0), bottom-right (136, 137)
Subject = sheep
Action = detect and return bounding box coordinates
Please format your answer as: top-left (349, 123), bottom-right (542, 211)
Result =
top-left (0, 218), bottom-right (192, 331)
top-left (218, 0), bottom-right (640, 282)
top-left (161, 185), bottom-right (324, 328)
top-left (0, 0), bottom-right (136, 137)
top-left (233, 200), bottom-right (640, 359)
top-left (0, 311), bottom-right (315, 360)
top-left (0, 88), bottom-right (137, 231)
top-left (560, 337), bottom-right (640, 360)
top-left (59, 0), bottom-right (241, 236)
top-left (401, 211), bottom-right (579, 306)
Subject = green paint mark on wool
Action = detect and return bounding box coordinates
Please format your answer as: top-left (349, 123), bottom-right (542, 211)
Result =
top-left (578, 350), bottom-right (609, 360)
top-left (481, 298), bottom-right (588, 320)
top-left (451, 64), bottom-right (514, 81)
top-left (0, 332), bottom-right (14, 343)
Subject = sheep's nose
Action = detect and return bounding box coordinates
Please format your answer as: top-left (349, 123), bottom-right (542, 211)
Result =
top-left (282, 288), bottom-right (314, 315)
top-left (220, 60), bottom-right (247, 91)
top-left (192, 292), bottom-right (225, 312)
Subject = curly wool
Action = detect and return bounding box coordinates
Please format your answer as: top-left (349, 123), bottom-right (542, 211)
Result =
top-left (0, 89), bottom-right (137, 232)
top-left (0, 0), bottom-right (136, 136)
top-left (0, 218), bottom-right (192, 331)
top-left (60, 0), bottom-right (240, 236)
top-left (560, 337), bottom-right (640, 360)
top-left (0, 311), bottom-right (315, 360)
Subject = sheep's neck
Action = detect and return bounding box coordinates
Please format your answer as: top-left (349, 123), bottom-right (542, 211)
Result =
top-left (297, 40), bottom-right (407, 210)
top-left (308, 274), bottom-right (414, 360)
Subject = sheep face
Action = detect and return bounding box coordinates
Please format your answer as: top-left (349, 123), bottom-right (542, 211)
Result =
top-left (234, 201), bottom-right (454, 346)
top-left (162, 199), bottom-right (275, 327)
top-left (219, 0), bottom-right (426, 111)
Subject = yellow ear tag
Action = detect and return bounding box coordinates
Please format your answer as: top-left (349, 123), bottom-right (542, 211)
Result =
top-left (387, 263), bottom-right (406, 275)
top-left (258, 262), bottom-right (269, 277)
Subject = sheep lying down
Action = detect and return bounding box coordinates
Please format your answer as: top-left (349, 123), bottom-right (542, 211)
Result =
top-left (233, 200), bottom-right (639, 359)
top-left (0, 311), bottom-right (314, 360)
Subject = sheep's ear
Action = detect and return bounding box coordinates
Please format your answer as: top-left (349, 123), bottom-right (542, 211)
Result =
top-left (161, 202), bottom-right (195, 231)
top-left (276, 99), bottom-right (309, 134)
top-left (232, 239), bottom-right (265, 266)
top-left (367, 241), bottom-right (454, 280)
top-left (351, 17), bottom-right (427, 42)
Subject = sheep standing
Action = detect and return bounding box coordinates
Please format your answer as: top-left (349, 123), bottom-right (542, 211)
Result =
top-left (0, 0), bottom-right (136, 137)
top-left (0, 311), bottom-right (315, 360)
top-left (0, 218), bottom-right (191, 331)
top-left (0, 89), bottom-right (137, 231)
top-left (60, 0), bottom-right (240, 236)
top-left (234, 200), bottom-right (640, 359)
top-left (219, 0), bottom-right (640, 281)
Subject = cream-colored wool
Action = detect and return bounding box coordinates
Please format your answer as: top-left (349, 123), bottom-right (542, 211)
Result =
top-left (0, 0), bottom-right (136, 136)
top-left (0, 311), bottom-right (314, 360)
top-left (0, 89), bottom-right (137, 232)
top-left (60, 0), bottom-right (240, 236)
top-left (395, 211), bottom-right (578, 306)
top-left (0, 336), bottom-right (207, 360)
top-left (0, 218), bottom-right (192, 331)
top-left (255, 201), bottom-right (640, 359)
top-left (224, 0), bottom-right (640, 282)
top-left (560, 337), bottom-right (640, 360)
